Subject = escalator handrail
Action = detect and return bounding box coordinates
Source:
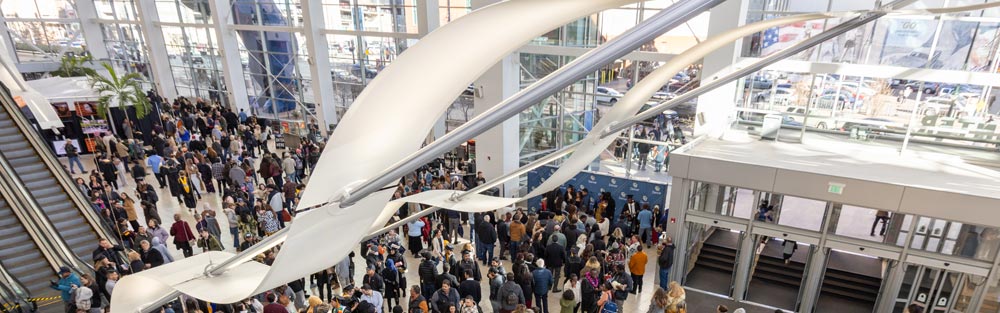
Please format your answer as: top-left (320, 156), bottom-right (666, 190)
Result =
top-left (0, 81), bottom-right (121, 249)
top-left (0, 138), bottom-right (89, 274)
top-left (0, 263), bottom-right (30, 312)
top-left (0, 87), bottom-right (95, 274)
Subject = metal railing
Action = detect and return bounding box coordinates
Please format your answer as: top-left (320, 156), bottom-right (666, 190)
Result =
top-left (0, 264), bottom-right (29, 313)
top-left (0, 135), bottom-right (91, 273)
top-left (0, 80), bottom-right (121, 247)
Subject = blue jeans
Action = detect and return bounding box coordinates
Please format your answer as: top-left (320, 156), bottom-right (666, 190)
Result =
top-left (230, 227), bottom-right (239, 248)
top-left (659, 268), bottom-right (670, 289)
top-left (483, 243), bottom-right (494, 262)
top-left (67, 156), bottom-right (85, 173)
top-left (534, 293), bottom-right (549, 313)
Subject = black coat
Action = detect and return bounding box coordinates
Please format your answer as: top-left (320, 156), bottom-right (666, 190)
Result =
top-left (458, 279), bottom-right (482, 302)
top-left (141, 248), bottom-right (165, 268)
top-left (477, 221), bottom-right (497, 244)
top-left (544, 242), bottom-right (566, 268)
top-left (418, 259), bottom-right (437, 284)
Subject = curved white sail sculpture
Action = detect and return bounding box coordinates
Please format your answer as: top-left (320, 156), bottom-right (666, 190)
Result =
top-left (112, 0), bottom-right (641, 310)
top-left (110, 1), bottom-right (1000, 311)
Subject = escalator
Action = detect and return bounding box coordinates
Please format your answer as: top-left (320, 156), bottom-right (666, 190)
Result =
top-left (0, 196), bottom-right (60, 312)
top-left (0, 99), bottom-right (105, 261)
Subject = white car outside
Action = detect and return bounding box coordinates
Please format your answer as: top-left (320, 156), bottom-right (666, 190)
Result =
top-left (596, 87), bottom-right (623, 104)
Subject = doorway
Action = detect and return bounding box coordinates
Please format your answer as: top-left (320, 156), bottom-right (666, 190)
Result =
top-left (682, 218), bottom-right (746, 297)
top-left (893, 264), bottom-right (984, 312)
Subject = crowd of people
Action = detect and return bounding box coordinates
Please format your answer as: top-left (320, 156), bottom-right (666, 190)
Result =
top-left (50, 94), bottom-right (690, 313)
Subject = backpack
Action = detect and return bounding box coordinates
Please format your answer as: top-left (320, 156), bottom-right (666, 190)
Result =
top-left (501, 284), bottom-right (518, 306)
top-left (600, 299), bottom-right (618, 313)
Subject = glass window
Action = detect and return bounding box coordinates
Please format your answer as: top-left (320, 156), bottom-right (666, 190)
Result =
top-left (829, 204), bottom-right (909, 247)
top-left (773, 195), bottom-right (826, 232)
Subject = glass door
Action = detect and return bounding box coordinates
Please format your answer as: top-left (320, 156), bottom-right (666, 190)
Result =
top-left (815, 240), bottom-right (900, 313)
top-left (743, 225), bottom-right (819, 311)
top-left (894, 263), bottom-right (985, 313)
top-left (682, 215), bottom-right (747, 297)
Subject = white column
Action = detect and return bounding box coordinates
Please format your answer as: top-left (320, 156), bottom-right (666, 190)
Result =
top-left (417, 0), bottom-right (446, 139)
top-left (300, 0), bottom-right (334, 135)
top-left (74, 0), bottom-right (111, 60)
top-left (416, 0), bottom-right (440, 36)
top-left (133, 0), bottom-right (177, 99)
top-left (470, 0), bottom-right (519, 197)
top-left (208, 0), bottom-right (251, 113)
top-left (693, 0), bottom-right (749, 138)
top-left (0, 15), bottom-right (17, 62)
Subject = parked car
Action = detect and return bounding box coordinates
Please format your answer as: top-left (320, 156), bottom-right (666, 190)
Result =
top-left (596, 86), bottom-right (623, 104)
top-left (350, 64), bottom-right (378, 79)
top-left (753, 88), bottom-right (797, 105)
top-left (839, 117), bottom-right (903, 135)
top-left (744, 75), bottom-right (773, 89)
top-left (813, 92), bottom-right (856, 109)
top-left (920, 96), bottom-right (964, 117)
top-left (652, 91), bottom-right (676, 101)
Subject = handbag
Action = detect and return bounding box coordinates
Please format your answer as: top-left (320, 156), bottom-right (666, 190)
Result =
top-left (281, 210), bottom-right (292, 222)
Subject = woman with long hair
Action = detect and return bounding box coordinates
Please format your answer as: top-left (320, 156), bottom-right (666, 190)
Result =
top-left (648, 287), bottom-right (670, 313)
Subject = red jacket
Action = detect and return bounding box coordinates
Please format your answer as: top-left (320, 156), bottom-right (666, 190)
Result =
top-left (170, 221), bottom-right (195, 244)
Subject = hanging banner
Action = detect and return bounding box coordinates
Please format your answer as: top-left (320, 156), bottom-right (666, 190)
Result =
top-left (526, 165), bottom-right (668, 212)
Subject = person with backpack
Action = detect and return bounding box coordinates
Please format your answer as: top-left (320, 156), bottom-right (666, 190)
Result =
top-left (497, 273), bottom-right (524, 313)
top-left (597, 282), bottom-right (616, 313)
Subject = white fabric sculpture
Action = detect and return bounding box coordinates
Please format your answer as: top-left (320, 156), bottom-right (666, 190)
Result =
top-left (110, 1), bottom-right (1000, 311)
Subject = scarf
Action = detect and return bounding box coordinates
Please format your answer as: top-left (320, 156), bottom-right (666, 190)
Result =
top-left (585, 272), bottom-right (599, 288)
top-left (180, 177), bottom-right (190, 193)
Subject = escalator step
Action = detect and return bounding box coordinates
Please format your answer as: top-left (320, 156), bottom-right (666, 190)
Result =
top-left (0, 142), bottom-right (29, 152)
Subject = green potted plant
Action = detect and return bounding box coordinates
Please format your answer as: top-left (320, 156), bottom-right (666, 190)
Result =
top-left (87, 62), bottom-right (151, 134)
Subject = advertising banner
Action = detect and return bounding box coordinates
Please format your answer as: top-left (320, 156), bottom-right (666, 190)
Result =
top-left (526, 165), bottom-right (669, 212)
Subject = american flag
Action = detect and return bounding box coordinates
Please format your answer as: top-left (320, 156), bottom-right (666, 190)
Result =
top-left (761, 26), bottom-right (780, 51)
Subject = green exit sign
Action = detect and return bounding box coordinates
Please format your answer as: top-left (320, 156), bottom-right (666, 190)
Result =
top-left (828, 183), bottom-right (846, 195)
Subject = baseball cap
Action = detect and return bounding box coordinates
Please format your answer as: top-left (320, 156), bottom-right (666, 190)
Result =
top-left (58, 266), bottom-right (71, 274)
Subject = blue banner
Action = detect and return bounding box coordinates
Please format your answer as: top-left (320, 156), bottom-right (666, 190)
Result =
top-left (526, 165), bottom-right (669, 212)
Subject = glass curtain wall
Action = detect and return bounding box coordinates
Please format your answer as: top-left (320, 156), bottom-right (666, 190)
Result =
top-left (0, 0), bottom-right (85, 63)
top-left (517, 1), bottom-right (709, 183)
top-left (735, 0), bottom-right (1000, 154)
top-left (156, 0), bottom-right (227, 107)
top-left (95, 0), bottom-right (154, 84)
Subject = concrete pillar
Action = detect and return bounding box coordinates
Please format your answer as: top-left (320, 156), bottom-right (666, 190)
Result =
top-left (74, 0), bottom-right (110, 61)
top-left (133, 0), bottom-right (177, 100)
top-left (667, 179), bottom-right (689, 282)
top-left (207, 0), bottom-right (250, 113)
top-left (694, 0), bottom-right (749, 138)
top-left (473, 55), bottom-right (520, 197)
top-left (300, 0), bottom-right (334, 135)
top-left (470, 0), bottom-right (519, 197)
top-left (417, 0), bottom-right (445, 140)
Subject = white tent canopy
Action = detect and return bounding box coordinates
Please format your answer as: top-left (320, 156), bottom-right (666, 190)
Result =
top-left (25, 77), bottom-right (99, 100)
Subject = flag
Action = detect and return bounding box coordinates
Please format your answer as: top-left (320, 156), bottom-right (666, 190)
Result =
top-left (761, 26), bottom-right (780, 56)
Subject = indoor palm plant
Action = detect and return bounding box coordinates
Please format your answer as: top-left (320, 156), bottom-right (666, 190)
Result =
top-left (87, 62), bottom-right (151, 133)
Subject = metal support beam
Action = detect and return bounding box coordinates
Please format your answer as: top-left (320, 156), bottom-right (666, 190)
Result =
top-left (207, 0), bottom-right (251, 113)
top-left (339, 0), bottom-right (726, 207)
